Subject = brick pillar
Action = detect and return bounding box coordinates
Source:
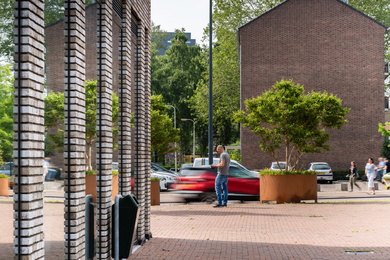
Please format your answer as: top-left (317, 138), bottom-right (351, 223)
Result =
top-left (64, 0), bottom-right (86, 259)
top-left (96, 0), bottom-right (113, 258)
top-left (144, 28), bottom-right (152, 238)
top-left (134, 24), bottom-right (146, 244)
top-left (13, 0), bottom-right (45, 259)
top-left (118, 1), bottom-right (132, 196)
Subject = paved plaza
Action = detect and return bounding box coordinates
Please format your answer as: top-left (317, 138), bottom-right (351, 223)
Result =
top-left (1, 184), bottom-right (390, 259)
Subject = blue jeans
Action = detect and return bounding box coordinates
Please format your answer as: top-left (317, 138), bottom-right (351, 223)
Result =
top-left (376, 169), bottom-right (383, 180)
top-left (215, 174), bottom-right (228, 205)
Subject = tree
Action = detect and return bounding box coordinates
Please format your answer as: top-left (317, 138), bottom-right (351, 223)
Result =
top-left (235, 80), bottom-right (350, 170)
top-left (151, 95), bottom-right (180, 162)
top-left (151, 29), bottom-right (205, 157)
top-left (191, 0), bottom-right (285, 152)
top-left (44, 80), bottom-right (119, 170)
top-left (0, 64), bottom-right (14, 161)
top-left (0, 0), bottom-right (94, 60)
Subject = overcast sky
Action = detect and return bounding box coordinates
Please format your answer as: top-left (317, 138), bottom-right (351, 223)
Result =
top-left (151, 0), bottom-right (210, 44)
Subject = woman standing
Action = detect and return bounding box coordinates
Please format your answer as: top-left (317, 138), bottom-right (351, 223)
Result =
top-left (348, 161), bottom-right (360, 192)
top-left (365, 158), bottom-right (377, 195)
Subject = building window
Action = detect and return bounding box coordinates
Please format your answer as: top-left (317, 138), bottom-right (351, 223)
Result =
top-left (385, 96), bottom-right (389, 110)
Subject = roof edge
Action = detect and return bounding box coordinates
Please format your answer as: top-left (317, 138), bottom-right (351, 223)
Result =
top-left (238, 0), bottom-right (388, 42)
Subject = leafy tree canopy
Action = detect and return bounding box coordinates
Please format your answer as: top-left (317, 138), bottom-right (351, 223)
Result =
top-left (151, 95), bottom-right (180, 162)
top-left (235, 80), bottom-right (350, 170)
top-left (44, 80), bottom-right (119, 170)
top-left (0, 63), bottom-right (14, 161)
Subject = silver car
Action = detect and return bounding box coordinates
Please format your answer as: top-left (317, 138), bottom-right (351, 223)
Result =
top-left (308, 162), bottom-right (333, 183)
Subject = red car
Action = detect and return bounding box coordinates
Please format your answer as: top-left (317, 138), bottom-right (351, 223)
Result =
top-left (172, 166), bottom-right (259, 203)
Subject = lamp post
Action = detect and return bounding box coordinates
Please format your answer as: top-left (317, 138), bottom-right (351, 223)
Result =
top-left (167, 105), bottom-right (177, 172)
top-left (208, 0), bottom-right (213, 165)
top-left (181, 118), bottom-right (195, 163)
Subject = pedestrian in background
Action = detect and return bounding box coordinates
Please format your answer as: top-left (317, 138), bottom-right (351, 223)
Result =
top-left (365, 158), bottom-right (377, 195)
top-left (347, 161), bottom-right (360, 192)
top-left (376, 157), bottom-right (386, 181)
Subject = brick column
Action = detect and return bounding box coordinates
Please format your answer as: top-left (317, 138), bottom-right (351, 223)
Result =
top-left (144, 28), bottom-right (152, 239)
top-left (134, 23), bottom-right (146, 244)
top-left (64, 0), bottom-right (86, 259)
top-left (96, 0), bottom-right (113, 258)
top-left (118, 1), bottom-right (132, 196)
top-left (13, 0), bottom-right (45, 259)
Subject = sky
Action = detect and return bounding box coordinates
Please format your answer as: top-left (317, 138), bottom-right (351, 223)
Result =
top-left (151, 0), bottom-right (210, 44)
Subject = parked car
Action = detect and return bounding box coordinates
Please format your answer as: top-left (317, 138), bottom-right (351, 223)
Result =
top-left (172, 165), bottom-right (259, 203)
top-left (151, 171), bottom-right (168, 191)
top-left (151, 163), bottom-right (176, 175)
top-left (0, 162), bottom-right (13, 176)
top-left (270, 162), bottom-right (289, 171)
top-left (178, 163), bottom-right (193, 175)
top-left (308, 162), bottom-right (333, 183)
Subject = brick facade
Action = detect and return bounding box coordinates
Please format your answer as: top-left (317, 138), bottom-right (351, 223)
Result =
top-left (13, 1), bottom-right (46, 258)
top-left (15, 0), bottom-right (151, 258)
top-left (238, 0), bottom-right (388, 170)
top-left (64, 1), bottom-right (86, 259)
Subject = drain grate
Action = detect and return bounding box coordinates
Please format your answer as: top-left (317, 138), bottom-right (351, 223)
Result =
top-left (345, 250), bottom-right (375, 255)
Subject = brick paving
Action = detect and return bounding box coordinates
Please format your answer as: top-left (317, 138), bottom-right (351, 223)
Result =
top-left (1, 187), bottom-right (390, 259)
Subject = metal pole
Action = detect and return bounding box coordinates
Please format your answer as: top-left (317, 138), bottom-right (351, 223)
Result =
top-left (193, 120), bottom-right (196, 163)
top-left (168, 105), bottom-right (177, 172)
top-left (208, 0), bottom-right (213, 165)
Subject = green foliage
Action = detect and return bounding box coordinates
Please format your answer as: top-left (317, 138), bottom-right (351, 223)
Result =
top-left (227, 149), bottom-right (241, 163)
top-left (332, 169), bottom-right (365, 181)
top-left (151, 29), bottom-right (205, 156)
top-left (44, 80), bottom-right (119, 170)
top-left (260, 169), bottom-right (316, 176)
top-left (0, 64), bottom-right (14, 161)
top-left (85, 170), bottom-right (96, 175)
top-left (349, 0), bottom-right (390, 61)
top-left (191, 0), bottom-right (285, 153)
top-left (0, 173), bottom-right (8, 178)
top-left (150, 177), bottom-right (160, 182)
top-left (112, 170), bottom-right (118, 176)
top-left (381, 137), bottom-right (390, 159)
top-left (235, 80), bottom-right (350, 170)
top-left (151, 95), bottom-right (180, 162)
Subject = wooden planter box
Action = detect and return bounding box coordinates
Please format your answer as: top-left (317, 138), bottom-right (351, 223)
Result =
top-left (150, 180), bottom-right (160, 206)
top-left (0, 178), bottom-right (9, 197)
top-left (260, 174), bottom-right (317, 204)
top-left (85, 174), bottom-right (118, 202)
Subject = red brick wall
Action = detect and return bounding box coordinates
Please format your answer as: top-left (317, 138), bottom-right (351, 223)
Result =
top-left (239, 0), bottom-right (387, 171)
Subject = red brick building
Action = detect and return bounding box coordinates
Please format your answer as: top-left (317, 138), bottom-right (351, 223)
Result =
top-left (238, 0), bottom-right (388, 170)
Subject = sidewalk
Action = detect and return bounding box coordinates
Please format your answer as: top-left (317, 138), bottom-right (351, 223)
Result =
top-left (1, 182), bottom-right (390, 259)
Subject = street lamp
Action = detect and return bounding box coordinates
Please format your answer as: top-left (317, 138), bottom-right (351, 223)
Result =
top-left (208, 0), bottom-right (213, 165)
top-left (167, 105), bottom-right (177, 172)
top-left (181, 118), bottom-right (195, 163)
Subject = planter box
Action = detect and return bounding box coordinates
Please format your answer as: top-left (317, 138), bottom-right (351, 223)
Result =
top-left (0, 178), bottom-right (9, 197)
top-left (260, 174), bottom-right (317, 204)
top-left (85, 174), bottom-right (118, 202)
top-left (151, 180), bottom-right (160, 206)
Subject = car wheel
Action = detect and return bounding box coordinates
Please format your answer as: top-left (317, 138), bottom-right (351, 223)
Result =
top-left (201, 193), bottom-right (216, 204)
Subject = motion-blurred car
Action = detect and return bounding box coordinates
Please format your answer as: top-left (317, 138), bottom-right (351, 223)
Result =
top-left (193, 158), bottom-right (257, 175)
top-left (308, 162), bottom-right (333, 183)
top-left (172, 166), bottom-right (259, 203)
top-left (151, 168), bottom-right (176, 190)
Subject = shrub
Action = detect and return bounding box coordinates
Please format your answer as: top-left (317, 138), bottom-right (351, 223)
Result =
top-left (112, 170), bottom-right (118, 176)
top-left (0, 174), bottom-right (8, 178)
top-left (85, 170), bottom-right (96, 175)
top-left (150, 177), bottom-right (160, 181)
top-left (333, 169), bottom-right (365, 181)
top-left (260, 169), bottom-right (316, 176)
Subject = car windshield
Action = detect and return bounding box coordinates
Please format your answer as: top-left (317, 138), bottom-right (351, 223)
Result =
top-left (312, 164), bottom-right (330, 170)
top-left (272, 163), bottom-right (286, 169)
top-left (152, 164), bottom-right (170, 172)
